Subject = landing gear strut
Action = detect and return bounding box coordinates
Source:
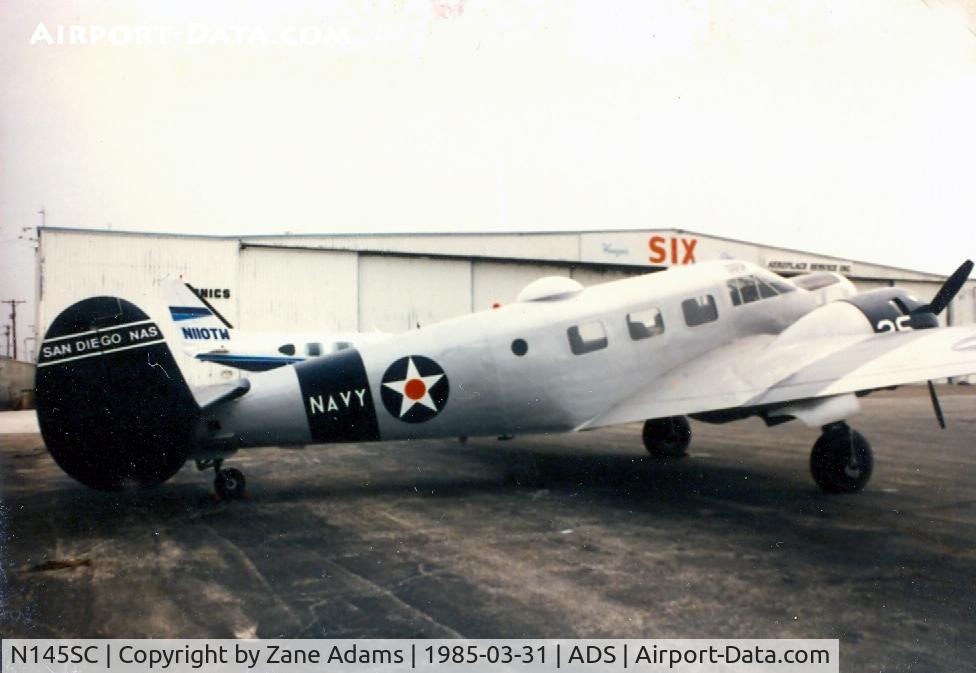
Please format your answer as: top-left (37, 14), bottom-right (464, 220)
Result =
top-left (642, 416), bottom-right (692, 459)
top-left (197, 459), bottom-right (247, 499)
top-left (810, 422), bottom-right (873, 493)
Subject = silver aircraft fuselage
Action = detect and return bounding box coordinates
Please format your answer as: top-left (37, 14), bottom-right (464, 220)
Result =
top-left (200, 261), bottom-right (852, 457)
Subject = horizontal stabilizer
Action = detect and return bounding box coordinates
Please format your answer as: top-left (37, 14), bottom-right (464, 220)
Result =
top-left (193, 378), bottom-right (251, 412)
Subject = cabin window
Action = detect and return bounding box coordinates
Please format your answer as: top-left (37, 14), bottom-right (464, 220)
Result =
top-left (756, 277), bottom-right (778, 299)
top-left (333, 341), bottom-right (352, 352)
top-left (728, 277), bottom-right (759, 305)
top-left (278, 343), bottom-right (296, 356)
top-left (568, 321), bottom-right (608, 355)
top-left (627, 308), bottom-right (664, 340)
top-left (739, 276), bottom-right (760, 303)
top-left (730, 274), bottom-right (792, 306)
top-left (511, 338), bottom-right (528, 356)
top-left (727, 279), bottom-right (744, 306)
top-left (305, 342), bottom-right (322, 357)
top-left (755, 271), bottom-right (794, 294)
top-left (682, 295), bottom-right (718, 326)
top-left (769, 279), bottom-right (795, 294)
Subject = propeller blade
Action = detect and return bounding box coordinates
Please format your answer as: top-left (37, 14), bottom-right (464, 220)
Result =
top-left (918, 259), bottom-right (974, 316)
top-left (927, 380), bottom-right (946, 430)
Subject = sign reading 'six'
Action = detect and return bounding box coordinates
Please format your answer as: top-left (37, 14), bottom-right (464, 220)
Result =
top-left (381, 356), bottom-right (450, 423)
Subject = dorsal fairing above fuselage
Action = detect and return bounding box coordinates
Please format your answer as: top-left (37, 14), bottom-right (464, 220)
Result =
top-left (787, 270), bottom-right (858, 306)
top-left (516, 276), bottom-right (585, 302)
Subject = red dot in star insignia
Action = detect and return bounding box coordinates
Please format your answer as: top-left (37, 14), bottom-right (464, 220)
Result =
top-left (404, 378), bottom-right (426, 400)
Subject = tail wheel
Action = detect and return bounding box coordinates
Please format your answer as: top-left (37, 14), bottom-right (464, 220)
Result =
top-left (810, 424), bottom-right (873, 493)
top-left (642, 416), bottom-right (692, 458)
top-left (215, 468), bottom-right (246, 499)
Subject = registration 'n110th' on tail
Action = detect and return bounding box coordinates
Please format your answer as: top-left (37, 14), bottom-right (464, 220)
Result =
top-left (163, 279), bottom-right (389, 371)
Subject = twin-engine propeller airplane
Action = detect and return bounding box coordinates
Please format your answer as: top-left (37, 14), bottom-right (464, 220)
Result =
top-left (35, 259), bottom-right (976, 499)
top-left (165, 280), bottom-right (389, 371)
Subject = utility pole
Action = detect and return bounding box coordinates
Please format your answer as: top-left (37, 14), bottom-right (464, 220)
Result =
top-left (24, 325), bottom-right (36, 362)
top-left (2, 300), bottom-right (26, 360)
top-left (19, 207), bottom-right (42, 245)
top-left (2, 325), bottom-right (9, 357)
top-left (24, 336), bottom-right (37, 362)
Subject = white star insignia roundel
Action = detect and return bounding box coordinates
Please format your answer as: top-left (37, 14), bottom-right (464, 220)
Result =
top-left (380, 355), bottom-right (450, 423)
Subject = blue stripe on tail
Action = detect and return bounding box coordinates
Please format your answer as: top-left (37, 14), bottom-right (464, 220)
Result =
top-left (169, 306), bottom-right (213, 321)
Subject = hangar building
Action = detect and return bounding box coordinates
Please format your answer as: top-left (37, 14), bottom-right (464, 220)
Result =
top-left (34, 227), bottom-right (976, 385)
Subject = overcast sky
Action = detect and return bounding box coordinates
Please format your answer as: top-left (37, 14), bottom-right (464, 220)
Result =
top-left (2, 0), bottom-right (975, 341)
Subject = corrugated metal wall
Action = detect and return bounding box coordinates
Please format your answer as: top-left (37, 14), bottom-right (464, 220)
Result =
top-left (569, 266), bottom-right (641, 288)
top-left (37, 229), bottom-right (976, 386)
top-left (472, 261), bottom-right (568, 309)
top-left (40, 231), bottom-right (238, 326)
top-left (39, 231), bottom-right (240, 385)
top-left (256, 233), bottom-right (582, 263)
top-left (358, 254), bottom-right (471, 332)
top-left (238, 248), bottom-right (358, 331)
top-left (965, 286), bottom-right (976, 326)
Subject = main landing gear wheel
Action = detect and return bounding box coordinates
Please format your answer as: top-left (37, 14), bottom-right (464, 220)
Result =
top-left (810, 423), bottom-right (873, 493)
top-left (642, 416), bottom-right (692, 459)
top-left (214, 467), bottom-right (246, 500)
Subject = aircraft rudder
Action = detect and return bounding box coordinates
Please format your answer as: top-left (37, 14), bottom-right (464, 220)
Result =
top-left (35, 295), bottom-right (199, 490)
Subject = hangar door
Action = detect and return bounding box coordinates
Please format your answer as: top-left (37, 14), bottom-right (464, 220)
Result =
top-left (358, 254), bottom-right (472, 332)
top-left (471, 261), bottom-right (568, 309)
top-left (471, 262), bottom-right (641, 311)
top-left (570, 266), bottom-right (643, 288)
top-left (237, 247), bottom-right (359, 332)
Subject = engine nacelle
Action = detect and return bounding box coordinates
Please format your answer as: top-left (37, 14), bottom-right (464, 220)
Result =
top-left (842, 288), bottom-right (937, 333)
top-left (771, 301), bottom-right (875, 348)
top-left (772, 288), bottom-right (935, 349)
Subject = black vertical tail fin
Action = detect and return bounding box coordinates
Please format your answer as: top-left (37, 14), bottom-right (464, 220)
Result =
top-left (35, 296), bottom-right (199, 490)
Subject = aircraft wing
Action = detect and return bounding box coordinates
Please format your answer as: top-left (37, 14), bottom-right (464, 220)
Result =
top-left (581, 325), bottom-right (976, 430)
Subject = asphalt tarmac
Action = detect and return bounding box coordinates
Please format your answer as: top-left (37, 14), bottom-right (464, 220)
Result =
top-left (1, 387), bottom-right (974, 671)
